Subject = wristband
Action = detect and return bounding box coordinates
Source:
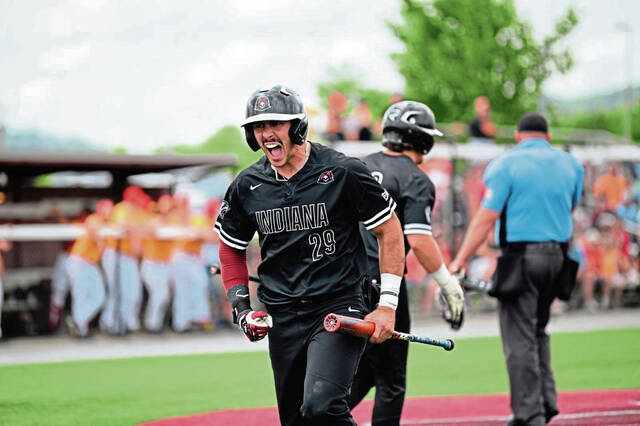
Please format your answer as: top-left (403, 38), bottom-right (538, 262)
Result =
top-left (227, 284), bottom-right (251, 324)
top-left (430, 264), bottom-right (452, 286)
top-left (379, 273), bottom-right (402, 310)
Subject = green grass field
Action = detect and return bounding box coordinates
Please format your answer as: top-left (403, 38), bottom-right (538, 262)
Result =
top-left (1, 328), bottom-right (639, 426)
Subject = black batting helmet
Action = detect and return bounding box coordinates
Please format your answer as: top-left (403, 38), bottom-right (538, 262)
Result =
top-left (241, 85), bottom-right (308, 151)
top-left (381, 101), bottom-right (443, 155)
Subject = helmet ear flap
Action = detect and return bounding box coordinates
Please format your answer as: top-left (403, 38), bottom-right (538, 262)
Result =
top-left (244, 126), bottom-right (260, 151)
top-left (289, 117), bottom-right (309, 145)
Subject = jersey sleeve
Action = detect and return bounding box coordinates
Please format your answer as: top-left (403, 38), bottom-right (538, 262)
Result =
top-left (481, 156), bottom-right (510, 212)
top-left (345, 158), bottom-right (397, 230)
top-left (402, 174), bottom-right (436, 236)
top-left (214, 179), bottom-right (255, 250)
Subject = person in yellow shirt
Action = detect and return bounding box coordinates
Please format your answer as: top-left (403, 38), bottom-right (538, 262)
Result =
top-left (65, 199), bottom-right (112, 337)
top-left (100, 186), bottom-right (147, 334)
top-left (140, 194), bottom-right (176, 332)
top-left (170, 192), bottom-right (214, 332)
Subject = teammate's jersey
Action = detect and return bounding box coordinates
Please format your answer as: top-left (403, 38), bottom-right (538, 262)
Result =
top-left (215, 142), bottom-right (396, 305)
top-left (70, 214), bottom-right (103, 264)
top-left (359, 152), bottom-right (436, 274)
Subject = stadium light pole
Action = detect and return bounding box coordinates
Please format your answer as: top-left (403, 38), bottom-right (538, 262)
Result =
top-left (616, 22), bottom-right (633, 141)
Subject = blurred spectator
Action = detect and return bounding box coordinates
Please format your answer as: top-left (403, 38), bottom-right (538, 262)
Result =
top-left (469, 96), bottom-right (497, 140)
top-left (592, 163), bottom-right (628, 211)
top-left (325, 91), bottom-right (347, 142)
top-left (353, 98), bottom-right (373, 140)
top-left (616, 191), bottom-right (640, 244)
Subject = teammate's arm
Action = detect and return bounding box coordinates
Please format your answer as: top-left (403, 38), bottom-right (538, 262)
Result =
top-left (407, 233), bottom-right (464, 323)
top-left (365, 211), bottom-right (404, 344)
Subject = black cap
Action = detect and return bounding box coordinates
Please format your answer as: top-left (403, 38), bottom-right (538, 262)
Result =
top-left (517, 112), bottom-right (548, 133)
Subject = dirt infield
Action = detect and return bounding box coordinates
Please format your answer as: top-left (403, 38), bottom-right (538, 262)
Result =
top-left (141, 388), bottom-right (640, 425)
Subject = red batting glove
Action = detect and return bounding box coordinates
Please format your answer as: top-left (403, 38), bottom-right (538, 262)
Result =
top-left (238, 310), bottom-right (273, 342)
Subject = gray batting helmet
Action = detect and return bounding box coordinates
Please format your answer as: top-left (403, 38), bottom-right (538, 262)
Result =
top-left (382, 101), bottom-right (443, 154)
top-left (241, 85), bottom-right (308, 151)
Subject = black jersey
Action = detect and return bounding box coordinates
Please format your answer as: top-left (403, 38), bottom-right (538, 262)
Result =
top-left (359, 151), bottom-right (436, 273)
top-left (215, 142), bottom-right (396, 305)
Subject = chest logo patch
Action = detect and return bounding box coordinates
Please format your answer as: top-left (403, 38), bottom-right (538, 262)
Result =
top-left (317, 170), bottom-right (334, 184)
top-left (254, 96), bottom-right (271, 111)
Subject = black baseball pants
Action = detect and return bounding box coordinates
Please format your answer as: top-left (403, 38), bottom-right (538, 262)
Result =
top-left (347, 279), bottom-right (410, 426)
top-left (266, 288), bottom-right (367, 426)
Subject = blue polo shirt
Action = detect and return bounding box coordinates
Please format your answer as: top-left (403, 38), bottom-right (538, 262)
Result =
top-left (481, 138), bottom-right (584, 243)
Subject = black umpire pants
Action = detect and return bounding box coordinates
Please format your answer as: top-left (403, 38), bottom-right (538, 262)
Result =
top-left (498, 243), bottom-right (564, 426)
top-left (348, 279), bottom-right (410, 426)
top-left (265, 287), bottom-right (367, 426)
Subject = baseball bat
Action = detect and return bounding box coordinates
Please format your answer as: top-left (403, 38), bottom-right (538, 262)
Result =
top-left (323, 313), bottom-right (454, 351)
top-left (209, 264), bottom-right (259, 283)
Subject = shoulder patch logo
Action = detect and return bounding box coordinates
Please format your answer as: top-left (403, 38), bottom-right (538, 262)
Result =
top-left (381, 189), bottom-right (390, 201)
top-left (424, 206), bottom-right (431, 222)
top-left (218, 201), bottom-right (230, 220)
top-left (317, 170), bottom-right (334, 184)
top-left (254, 96), bottom-right (271, 111)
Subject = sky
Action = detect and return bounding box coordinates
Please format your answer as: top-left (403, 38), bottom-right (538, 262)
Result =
top-left (1, 0), bottom-right (639, 153)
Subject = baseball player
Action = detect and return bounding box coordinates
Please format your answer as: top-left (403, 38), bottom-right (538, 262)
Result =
top-left (65, 199), bottom-right (112, 337)
top-left (140, 194), bottom-right (176, 332)
top-left (348, 101), bottom-right (465, 425)
top-left (215, 85), bottom-right (405, 425)
top-left (0, 238), bottom-right (10, 339)
top-left (170, 192), bottom-right (214, 332)
top-left (100, 187), bottom-right (146, 334)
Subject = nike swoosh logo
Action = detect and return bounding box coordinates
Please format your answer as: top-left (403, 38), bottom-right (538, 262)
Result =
top-left (348, 307), bottom-right (360, 313)
top-left (250, 183), bottom-right (263, 190)
top-left (235, 290), bottom-right (249, 298)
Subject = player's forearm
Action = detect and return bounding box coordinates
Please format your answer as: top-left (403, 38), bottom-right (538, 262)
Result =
top-left (407, 234), bottom-right (445, 274)
top-left (373, 213), bottom-right (405, 276)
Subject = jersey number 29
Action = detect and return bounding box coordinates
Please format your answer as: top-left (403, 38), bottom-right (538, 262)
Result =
top-left (308, 229), bottom-right (336, 261)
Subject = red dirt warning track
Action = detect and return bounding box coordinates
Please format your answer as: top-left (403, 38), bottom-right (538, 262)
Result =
top-left (141, 388), bottom-right (640, 425)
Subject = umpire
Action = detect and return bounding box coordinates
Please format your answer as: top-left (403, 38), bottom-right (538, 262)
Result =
top-left (449, 112), bottom-right (583, 426)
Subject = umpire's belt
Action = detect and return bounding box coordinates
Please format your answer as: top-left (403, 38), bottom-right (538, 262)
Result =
top-left (502, 241), bottom-right (567, 253)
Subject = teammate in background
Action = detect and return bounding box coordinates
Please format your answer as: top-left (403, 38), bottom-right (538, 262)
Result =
top-left (170, 192), bottom-right (213, 332)
top-left (140, 194), bottom-right (176, 332)
top-left (348, 101), bottom-right (465, 425)
top-left (64, 199), bottom-right (112, 337)
top-left (216, 85), bottom-right (405, 425)
top-left (100, 186), bottom-right (147, 334)
top-left (0, 238), bottom-right (11, 339)
top-left (449, 112), bottom-right (583, 426)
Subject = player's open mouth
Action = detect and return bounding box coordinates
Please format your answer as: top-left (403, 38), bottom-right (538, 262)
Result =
top-left (264, 141), bottom-right (284, 161)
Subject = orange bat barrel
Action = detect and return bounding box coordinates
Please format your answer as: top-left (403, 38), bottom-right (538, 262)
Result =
top-left (323, 313), bottom-right (375, 339)
top-left (324, 313), bottom-right (455, 351)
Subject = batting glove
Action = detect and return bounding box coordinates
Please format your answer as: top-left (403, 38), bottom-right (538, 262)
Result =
top-left (238, 310), bottom-right (273, 342)
top-left (439, 274), bottom-right (465, 325)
